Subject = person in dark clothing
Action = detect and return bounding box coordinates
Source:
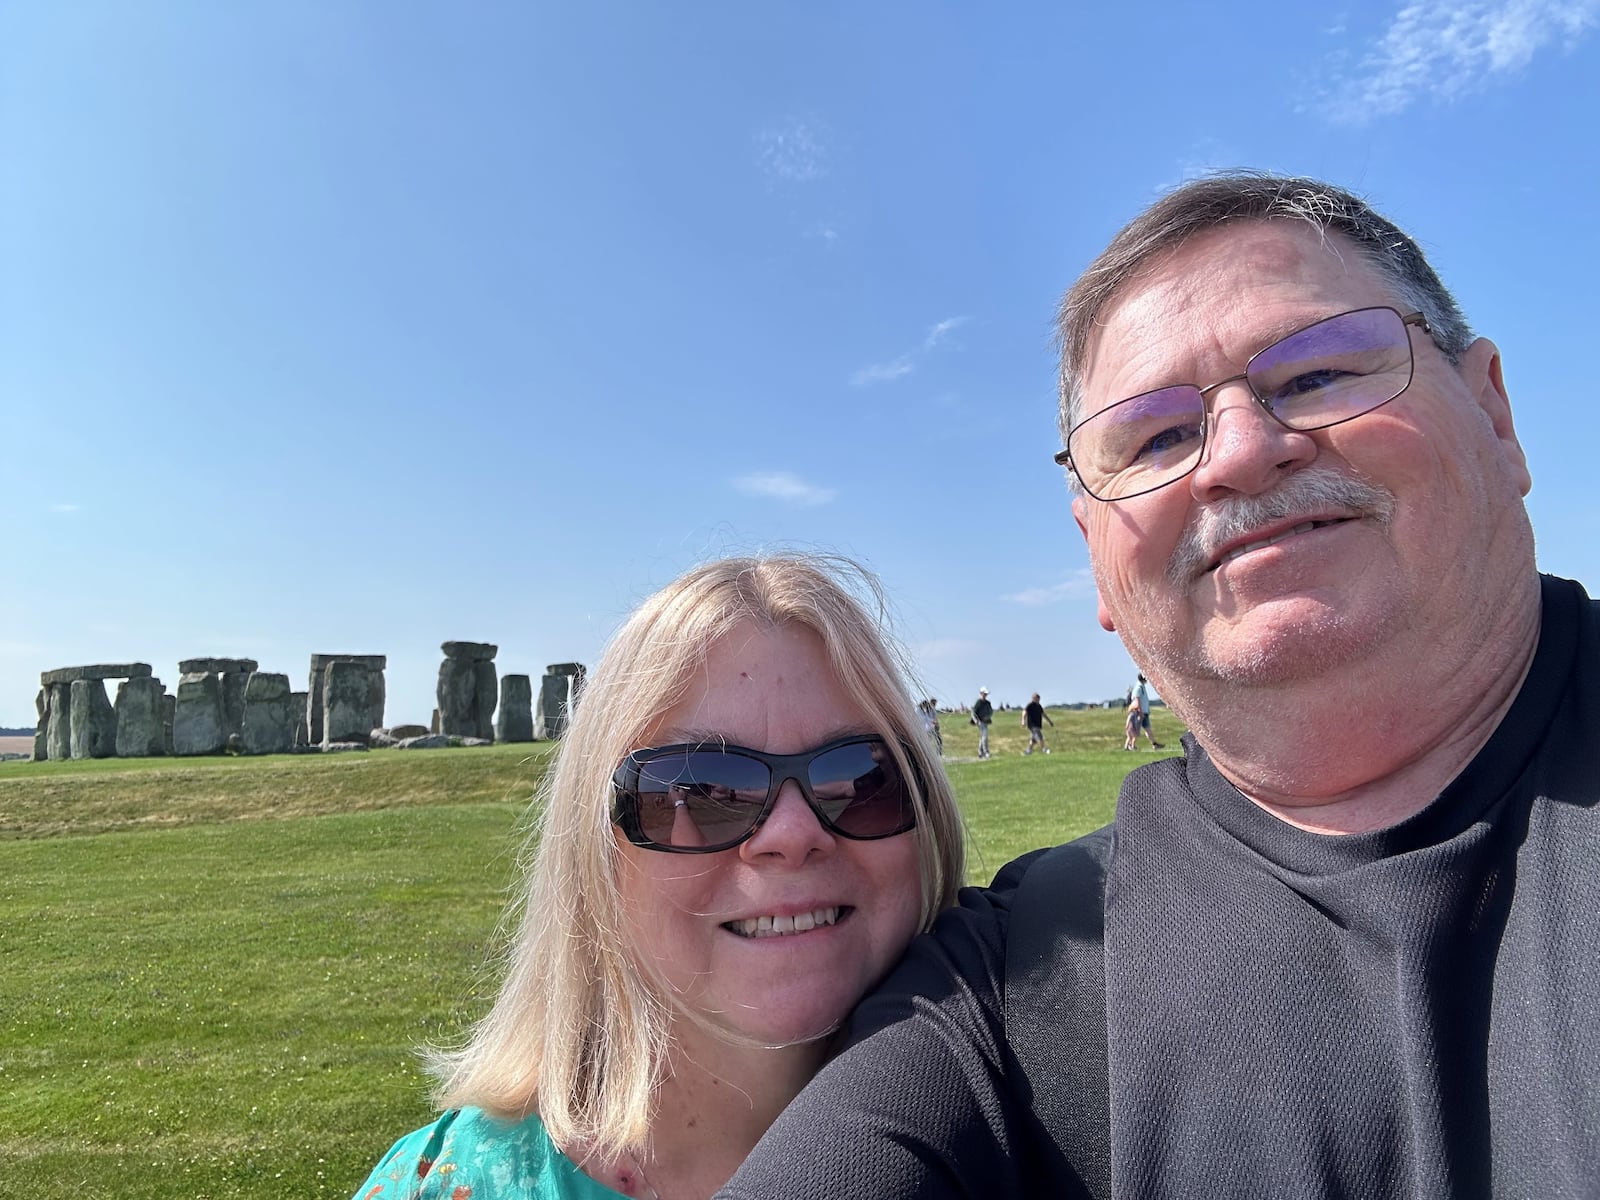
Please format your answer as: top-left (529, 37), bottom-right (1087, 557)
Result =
top-left (721, 173), bottom-right (1598, 1198)
top-left (969, 688), bottom-right (993, 759)
top-left (1021, 693), bottom-right (1053, 755)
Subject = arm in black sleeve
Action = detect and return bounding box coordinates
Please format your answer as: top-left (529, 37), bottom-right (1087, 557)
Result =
top-left (719, 851), bottom-right (1047, 1199)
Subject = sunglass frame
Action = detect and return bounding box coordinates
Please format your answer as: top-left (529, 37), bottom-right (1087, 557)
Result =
top-left (611, 733), bottom-right (921, 854)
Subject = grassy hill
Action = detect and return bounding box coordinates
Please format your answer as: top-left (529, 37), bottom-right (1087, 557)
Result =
top-left (0, 706), bottom-right (1185, 1198)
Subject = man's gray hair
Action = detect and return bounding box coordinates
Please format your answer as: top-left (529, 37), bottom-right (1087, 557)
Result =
top-left (1055, 171), bottom-right (1474, 447)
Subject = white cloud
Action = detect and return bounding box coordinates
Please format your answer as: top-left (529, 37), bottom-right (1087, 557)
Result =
top-left (923, 316), bottom-right (969, 350)
top-left (732, 471), bottom-right (837, 507)
top-left (757, 120), bottom-right (827, 183)
top-left (851, 315), bottom-right (970, 387)
top-left (850, 357), bottom-right (914, 387)
top-left (1325, 0), bottom-right (1599, 121)
top-left (1004, 570), bottom-right (1098, 606)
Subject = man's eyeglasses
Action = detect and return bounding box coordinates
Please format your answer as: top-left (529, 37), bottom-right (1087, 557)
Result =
top-left (611, 735), bottom-right (919, 854)
top-left (1054, 306), bottom-right (1433, 502)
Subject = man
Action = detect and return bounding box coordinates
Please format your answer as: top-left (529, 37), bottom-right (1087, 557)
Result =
top-left (970, 687), bottom-right (993, 759)
top-left (1129, 672), bottom-right (1163, 749)
top-left (722, 173), bottom-right (1598, 1197)
top-left (1021, 692), bottom-right (1053, 754)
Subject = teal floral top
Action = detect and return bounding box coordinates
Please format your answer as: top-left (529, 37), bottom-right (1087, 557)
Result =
top-left (353, 1108), bottom-right (625, 1199)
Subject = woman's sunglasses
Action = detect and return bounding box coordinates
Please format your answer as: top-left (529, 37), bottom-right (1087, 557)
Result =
top-left (611, 734), bottom-right (920, 854)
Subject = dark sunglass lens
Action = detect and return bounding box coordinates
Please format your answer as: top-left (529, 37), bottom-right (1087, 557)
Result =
top-left (633, 750), bottom-right (771, 848)
top-left (1247, 308), bottom-right (1412, 428)
top-left (807, 741), bottom-right (915, 838)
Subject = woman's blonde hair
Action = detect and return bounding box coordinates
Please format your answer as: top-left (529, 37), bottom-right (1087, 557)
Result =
top-left (427, 553), bottom-right (965, 1160)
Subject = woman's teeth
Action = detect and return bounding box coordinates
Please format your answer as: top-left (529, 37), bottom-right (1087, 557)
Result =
top-left (727, 907), bottom-right (841, 938)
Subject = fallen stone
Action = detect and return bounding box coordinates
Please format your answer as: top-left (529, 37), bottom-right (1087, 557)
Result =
top-left (395, 734), bottom-right (452, 750)
top-left (386, 723), bottom-right (430, 740)
top-left (322, 741), bottom-right (370, 753)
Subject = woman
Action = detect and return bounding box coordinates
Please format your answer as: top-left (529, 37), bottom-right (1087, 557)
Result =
top-left (354, 554), bottom-right (965, 1199)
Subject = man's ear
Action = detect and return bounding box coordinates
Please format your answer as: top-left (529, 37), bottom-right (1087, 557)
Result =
top-left (1461, 338), bottom-right (1531, 497)
top-left (1072, 495), bottom-right (1117, 633)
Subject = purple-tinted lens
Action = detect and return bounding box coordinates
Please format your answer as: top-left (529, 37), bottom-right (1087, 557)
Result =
top-left (1246, 308), bottom-right (1413, 428)
top-left (1070, 385), bottom-right (1206, 500)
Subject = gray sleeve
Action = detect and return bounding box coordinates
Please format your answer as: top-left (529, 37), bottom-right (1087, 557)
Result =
top-left (720, 860), bottom-right (1041, 1198)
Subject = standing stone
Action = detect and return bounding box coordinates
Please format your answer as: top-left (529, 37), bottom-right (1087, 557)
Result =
top-left (431, 708), bottom-right (441, 735)
top-left (241, 672), bottom-right (293, 755)
top-left (535, 673), bottom-right (571, 740)
top-left (437, 641), bottom-right (498, 740)
top-left (535, 663), bottom-right (586, 740)
top-left (289, 692), bottom-right (309, 748)
top-left (34, 689), bottom-right (47, 761)
top-left (219, 671), bottom-right (250, 739)
top-left (323, 661), bottom-right (378, 746)
top-left (173, 672), bottom-right (227, 756)
top-left (474, 661), bottom-right (498, 740)
top-left (46, 683), bottom-right (72, 761)
top-left (307, 654), bottom-right (386, 745)
top-left (115, 676), bottom-right (167, 758)
top-left (496, 675), bottom-right (534, 743)
top-left (161, 693), bottom-right (176, 756)
top-left (69, 679), bottom-right (117, 759)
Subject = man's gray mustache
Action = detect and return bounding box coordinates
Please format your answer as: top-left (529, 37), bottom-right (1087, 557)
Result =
top-left (1167, 468), bottom-right (1397, 586)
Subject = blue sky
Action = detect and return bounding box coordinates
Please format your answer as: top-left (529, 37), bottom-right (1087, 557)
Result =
top-left (3, 1), bottom-right (1598, 726)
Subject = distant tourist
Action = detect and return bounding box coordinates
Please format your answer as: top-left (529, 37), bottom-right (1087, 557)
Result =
top-left (919, 698), bottom-right (942, 755)
top-left (969, 688), bottom-right (993, 760)
top-left (1021, 693), bottom-right (1053, 755)
top-left (352, 554), bottom-right (964, 1199)
top-left (1123, 698), bottom-right (1141, 751)
top-left (1129, 673), bottom-right (1163, 750)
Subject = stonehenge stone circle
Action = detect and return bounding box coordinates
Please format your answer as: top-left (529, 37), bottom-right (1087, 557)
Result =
top-left (496, 675), bottom-right (534, 743)
top-left (24, 644), bottom-right (576, 760)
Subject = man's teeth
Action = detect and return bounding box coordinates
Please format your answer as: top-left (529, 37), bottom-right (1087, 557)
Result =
top-left (1219, 520), bottom-right (1325, 565)
top-left (727, 907), bottom-right (842, 938)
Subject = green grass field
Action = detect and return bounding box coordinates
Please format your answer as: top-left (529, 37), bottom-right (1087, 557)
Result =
top-left (0, 707), bottom-right (1184, 1198)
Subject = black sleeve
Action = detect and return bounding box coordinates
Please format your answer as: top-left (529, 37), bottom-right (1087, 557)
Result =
top-left (719, 852), bottom-right (1047, 1199)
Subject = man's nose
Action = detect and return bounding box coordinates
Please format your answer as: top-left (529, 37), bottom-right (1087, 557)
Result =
top-left (1188, 381), bottom-right (1316, 500)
